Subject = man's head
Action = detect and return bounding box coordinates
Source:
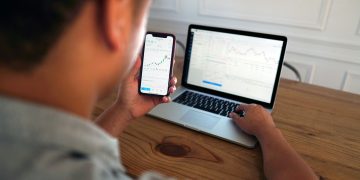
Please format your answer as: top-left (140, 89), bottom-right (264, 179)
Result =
top-left (0, 0), bottom-right (151, 116)
top-left (0, 0), bottom-right (149, 71)
top-left (0, 1), bottom-right (84, 71)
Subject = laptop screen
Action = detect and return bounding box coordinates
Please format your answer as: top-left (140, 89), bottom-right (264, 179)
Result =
top-left (183, 25), bottom-right (286, 106)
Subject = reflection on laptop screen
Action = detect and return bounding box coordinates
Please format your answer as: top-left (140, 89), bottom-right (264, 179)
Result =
top-left (186, 28), bottom-right (284, 103)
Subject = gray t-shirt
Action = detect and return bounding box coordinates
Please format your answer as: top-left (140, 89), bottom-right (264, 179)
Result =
top-left (0, 96), bottom-right (172, 180)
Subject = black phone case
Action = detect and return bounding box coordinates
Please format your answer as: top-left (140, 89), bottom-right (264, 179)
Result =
top-left (138, 32), bottom-right (176, 96)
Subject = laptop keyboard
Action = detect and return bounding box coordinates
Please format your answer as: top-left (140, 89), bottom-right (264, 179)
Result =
top-left (173, 91), bottom-right (239, 117)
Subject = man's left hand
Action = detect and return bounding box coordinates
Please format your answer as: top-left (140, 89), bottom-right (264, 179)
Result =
top-left (115, 56), bottom-right (177, 120)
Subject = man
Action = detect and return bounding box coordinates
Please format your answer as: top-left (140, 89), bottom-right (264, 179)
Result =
top-left (0, 0), bottom-right (317, 179)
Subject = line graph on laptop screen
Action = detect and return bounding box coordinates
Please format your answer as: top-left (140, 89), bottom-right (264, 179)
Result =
top-left (187, 29), bottom-right (284, 103)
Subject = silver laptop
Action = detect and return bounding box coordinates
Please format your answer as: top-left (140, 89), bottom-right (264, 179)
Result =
top-left (149, 24), bottom-right (287, 148)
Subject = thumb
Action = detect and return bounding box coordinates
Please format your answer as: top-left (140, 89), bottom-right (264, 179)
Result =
top-left (230, 112), bottom-right (249, 132)
top-left (129, 56), bottom-right (142, 78)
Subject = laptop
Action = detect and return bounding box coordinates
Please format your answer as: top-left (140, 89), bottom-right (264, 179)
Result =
top-left (148, 24), bottom-right (287, 148)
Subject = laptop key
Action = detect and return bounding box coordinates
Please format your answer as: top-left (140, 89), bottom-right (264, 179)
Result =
top-left (221, 110), bottom-right (230, 117)
top-left (174, 91), bottom-right (239, 117)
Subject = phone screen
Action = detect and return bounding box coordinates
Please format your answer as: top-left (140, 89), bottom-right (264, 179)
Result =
top-left (139, 33), bottom-right (175, 96)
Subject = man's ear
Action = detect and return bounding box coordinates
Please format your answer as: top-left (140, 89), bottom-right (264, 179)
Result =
top-left (99, 0), bottom-right (130, 51)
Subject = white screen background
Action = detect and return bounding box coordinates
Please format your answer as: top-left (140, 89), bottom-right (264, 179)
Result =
top-left (187, 29), bottom-right (283, 103)
top-left (140, 34), bottom-right (173, 95)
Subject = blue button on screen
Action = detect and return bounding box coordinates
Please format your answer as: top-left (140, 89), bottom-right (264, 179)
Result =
top-left (141, 87), bottom-right (151, 91)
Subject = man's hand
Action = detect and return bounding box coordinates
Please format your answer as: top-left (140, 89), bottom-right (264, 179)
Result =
top-left (96, 56), bottom-right (177, 137)
top-left (229, 104), bottom-right (276, 139)
top-left (230, 104), bottom-right (318, 180)
top-left (115, 56), bottom-right (177, 121)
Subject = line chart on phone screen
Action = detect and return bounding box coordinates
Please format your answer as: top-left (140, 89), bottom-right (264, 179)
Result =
top-left (140, 34), bottom-right (173, 95)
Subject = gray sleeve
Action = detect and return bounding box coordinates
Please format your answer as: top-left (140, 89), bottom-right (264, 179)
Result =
top-left (0, 140), bottom-right (173, 180)
top-left (0, 141), bottom-right (131, 180)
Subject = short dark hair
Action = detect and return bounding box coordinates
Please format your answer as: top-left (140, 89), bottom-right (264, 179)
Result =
top-left (0, 1), bottom-right (84, 72)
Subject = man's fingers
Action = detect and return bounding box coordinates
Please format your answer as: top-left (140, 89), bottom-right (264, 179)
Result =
top-left (161, 96), bottom-right (168, 103)
top-left (130, 57), bottom-right (142, 77)
top-left (229, 112), bottom-right (245, 127)
top-left (160, 96), bottom-right (171, 103)
top-left (152, 96), bottom-right (165, 106)
top-left (230, 112), bottom-right (253, 135)
top-left (169, 86), bottom-right (176, 93)
top-left (235, 104), bottom-right (250, 112)
top-left (170, 76), bottom-right (177, 86)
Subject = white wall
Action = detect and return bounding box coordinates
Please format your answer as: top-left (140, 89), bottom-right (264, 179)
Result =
top-left (146, 0), bottom-right (360, 95)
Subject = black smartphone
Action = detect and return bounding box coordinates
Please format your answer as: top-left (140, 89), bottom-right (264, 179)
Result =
top-left (139, 32), bottom-right (176, 96)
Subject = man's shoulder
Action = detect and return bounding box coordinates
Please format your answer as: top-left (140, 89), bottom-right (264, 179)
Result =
top-left (0, 136), bottom-right (130, 180)
top-left (0, 95), bottom-right (130, 179)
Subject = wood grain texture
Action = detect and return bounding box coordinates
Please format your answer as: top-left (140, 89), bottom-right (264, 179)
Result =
top-left (93, 58), bottom-right (360, 180)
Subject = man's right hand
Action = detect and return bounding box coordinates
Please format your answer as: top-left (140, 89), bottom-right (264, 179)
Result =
top-left (229, 104), bottom-right (276, 139)
top-left (230, 104), bottom-right (318, 180)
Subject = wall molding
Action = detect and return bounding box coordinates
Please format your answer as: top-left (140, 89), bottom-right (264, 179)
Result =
top-left (151, 0), bottom-right (180, 13)
top-left (147, 17), bottom-right (360, 49)
top-left (148, 0), bottom-right (360, 94)
top-left (147, 18), bottom-right (360, 65)
top-left (198, 0), bottom-right (332, 31)
top-left (285, 46), bottom-right (360, 66)
top-left (356, 19), bottom-right (360, 36)
top-left (341, 71), bottom-right (360, 94)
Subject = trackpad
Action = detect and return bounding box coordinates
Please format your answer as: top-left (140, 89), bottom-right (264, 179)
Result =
top-left (180, 110), bottom-right (220, 130)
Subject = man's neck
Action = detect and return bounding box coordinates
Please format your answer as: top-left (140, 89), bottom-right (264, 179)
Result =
top-left (0, 67), bottom-right (96, 118)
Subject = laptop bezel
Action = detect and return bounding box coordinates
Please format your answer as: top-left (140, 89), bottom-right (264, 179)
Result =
top-left (181, 24), bottom-right (287, 109)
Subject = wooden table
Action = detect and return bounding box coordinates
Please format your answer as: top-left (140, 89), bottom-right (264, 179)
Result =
top-left (93, 58), bottom-right (360, 180)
